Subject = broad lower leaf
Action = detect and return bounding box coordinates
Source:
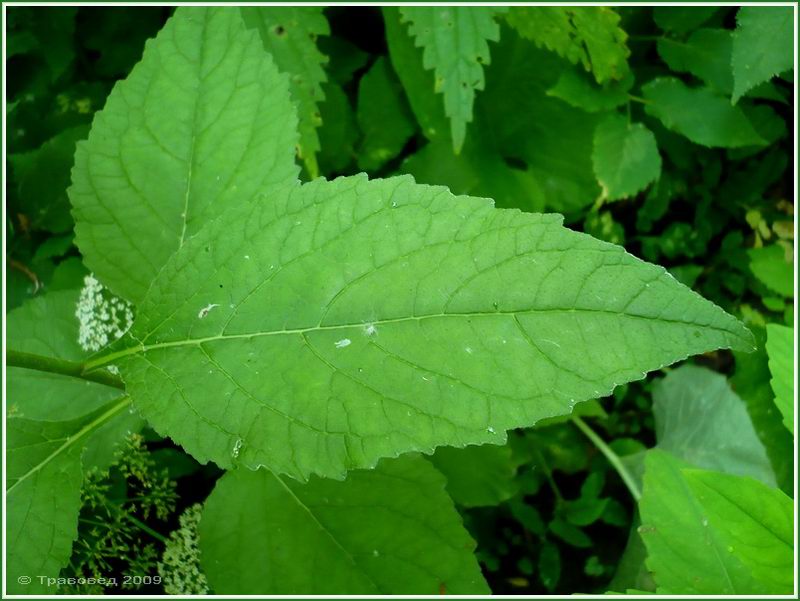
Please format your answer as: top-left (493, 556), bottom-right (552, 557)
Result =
top-left (7, 397), bottom-right (132, 594)
top-left (70, 7), bottom-right (299, 303)
top-left (639, 450), bottom-right (763, 594)
top-left (430, 443), bottom-right (519, 507)
top-left (399, 6), bottom-right (503, 153)
top-left (103, 174), bottom-right (753, 480)
top-left (356, 57), bottom-right (416, 171)
top-left (547, 68), bottom-right (632, 113)
top-left (8, 289), bottom-right (119, 420)
top-left (766, 323), bottom-right (794, 435)
top-left (505, 7), bottom-right (629, 83)
top-left (732, 7), bottom-right (793, 104)
top-left (240, 7), bottom-right (329, 178)
top-left (592, 114), bottom-right (661, 201)
top-left (652, 364), bottom-right (775, 486)
top-left (642, 78), bottom-right (765, 148)
top-left (684, 469), bottom-right (793, 594)
top-left (199, 455), bottom-right (488, 594)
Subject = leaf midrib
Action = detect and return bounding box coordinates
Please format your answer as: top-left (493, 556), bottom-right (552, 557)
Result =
top-left (7, 396), bottom-right (132, 495)
top-left (87, 305), bottom-right (744, 371)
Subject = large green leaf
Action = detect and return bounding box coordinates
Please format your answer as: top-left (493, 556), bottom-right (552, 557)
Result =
top-left (356, 57), bottom-right (416, 172)
top-left (7, 397), bottom-right (132, 594)
top-left (240, 7), bottom-right (329, 178)
top-left (684, 469), bottom-right (793, 593)
top-left (642, 77), bottom-right (765, 148)
top-left (639, 450), bottom-right (765, 594)
top-left (547, 67), bottom-right (632, 113)
top-left (399, 6), bottom-right (503, 153)
top-left (505, 7), bottom-right (629, 83)
top-left (652, 364), bottom-right (775, 486)
top-left (748, 244), bottom-right (793, 297)
top-left (97, 174), bottom-right (753, 481)
top-left (766, 323), bottom-right (794, 435)
top-left (199, 455), bottom-right (488, 594)
top-left (69, 7), bottom-right (299, 303)
top-left (592, 114), bottom-right (661, 201)
top-left (732, 7), bottom-right (793, 103)
top-left (8, 289), bottom-right (120, 420)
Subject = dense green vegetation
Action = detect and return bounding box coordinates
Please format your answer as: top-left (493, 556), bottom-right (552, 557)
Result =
top-left (5, 5), bottom-right (795, 595)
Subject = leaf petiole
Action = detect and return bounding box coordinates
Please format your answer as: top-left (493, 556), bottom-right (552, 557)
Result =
top-left (571, 415), bottom-right (642, 502)
top-left (7, 349), bottom-right (125, 390)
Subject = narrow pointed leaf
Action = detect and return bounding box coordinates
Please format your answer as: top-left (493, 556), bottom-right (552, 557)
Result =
top-left (105, 174), bottom-right (753, 480)
top-left (199, 455), bottom-right (488, 594)
top-left (241, 7), bottom-right (329, 178)
top-left (399, 6), bottom-right (503, 152)
top-left (7, 397), bottom-right (132, 594)
top-left (69, 7), bottom-right (299, 303)
top-left (732, 7), bottom-right (793, 104)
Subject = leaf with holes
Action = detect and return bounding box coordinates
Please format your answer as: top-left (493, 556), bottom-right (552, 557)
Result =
top-left (95, 174), bottom-right (754, 481)
top-left (399, 6), bottom-right (504, 153)
top-left (240, 6), bottom-right (329, 178)
top-left (69, 7), bottom-right (299, 303)
top-left (199, 455), bottom-right (488, 594)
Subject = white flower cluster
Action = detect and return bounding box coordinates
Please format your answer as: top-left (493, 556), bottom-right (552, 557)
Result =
top-left (76, 274), bottom-right (134, 352)
top-left (158, 504), bottom-right (210, 595)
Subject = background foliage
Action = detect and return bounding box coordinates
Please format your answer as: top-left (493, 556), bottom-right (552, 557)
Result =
top-left (5, 5), bottom-right (795, 595)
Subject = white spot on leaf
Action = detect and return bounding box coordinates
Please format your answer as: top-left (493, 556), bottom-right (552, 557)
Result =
top-left (334, 338), bottom-right (352, 348)
top-left (198, 303), bottom-right (220, 319)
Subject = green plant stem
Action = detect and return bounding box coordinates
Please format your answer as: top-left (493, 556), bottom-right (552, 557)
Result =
top-left (125, 515), bottom-right (169, 544)
top-left (627, 94), bottom-right (652, 105)
top-left (7, 349), bottom-right (125, 390)
top-left (571, 416), bottom-right (642, 502)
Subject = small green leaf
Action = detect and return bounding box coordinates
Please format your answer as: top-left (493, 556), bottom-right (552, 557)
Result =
top-left (653, 6), bottom-right (719, 35)
top-left (108, 175), bottom-right (753, 480)
top-left (7, 397), bottom-right (132, 594)
top-left (652, 364), bottom-right (775, 486)
top-left (430, 443), bottom-right (519, 507)
top-left (547, 68), bottom-right (632, 113)
top-left (657, 29), bottom-right (733, 94)
top-left (732, 7), bottom-right (793, 104)
top-left (538, 540), bottom-right (561, 591)
top-left (317, 82), bottom-right (358, 174)
top-left (642, 77), bottom-right (765, 148)
top-left (399, 6), bottom-right (504, 152)
top-left (748, 244), bottom-right (793, 297)
top-left (70, 7), bottom-right (300, 303)
top-left (199, 455), bottom-right (489, 594)
top-left (592, 114), bottom-right (661, 201)
top-left (639, 450), bottom-right (790, 594)
top-left (9, 125), bottom-right (88, 234)
top-left (240, 7), bottom-right (330, 178)
top-left (765, 323), bottom-right (794, 435)
top-left (549, 517), bottom-right (592, 548)
top-left (505, 7), bottom-right (629, 83)
top-left (356, 57), bottom-right (416, 171)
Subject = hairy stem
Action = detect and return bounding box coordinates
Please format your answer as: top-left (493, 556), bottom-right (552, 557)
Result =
top-left (7, 349), bottom-right (125, 390)
top-left (571, 416), bottom-right (642, 502)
